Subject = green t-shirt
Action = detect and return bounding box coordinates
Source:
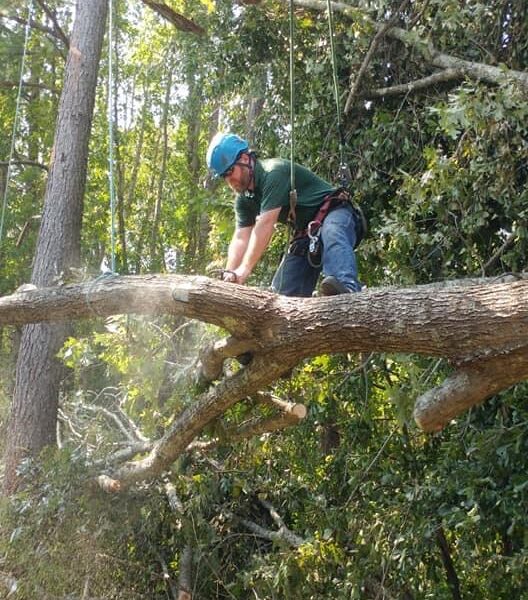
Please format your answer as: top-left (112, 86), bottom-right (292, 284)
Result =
top-left (235, 158), bottom-right (335, 230)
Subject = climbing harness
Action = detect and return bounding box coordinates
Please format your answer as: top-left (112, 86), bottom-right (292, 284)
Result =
top-left (292, 189), bottom-right (365, 268)
top-left (0, 0), bottom-right (34, 249)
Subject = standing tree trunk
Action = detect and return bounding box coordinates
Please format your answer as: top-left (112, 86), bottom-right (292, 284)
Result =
top-left (2, 0), bottom-right (108, 495)
top-left (149, 57), bottom-right (174, 270)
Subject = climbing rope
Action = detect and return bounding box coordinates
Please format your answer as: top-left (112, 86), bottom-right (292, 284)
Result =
top-left (107, 0), bottom-right (117, 274)
top-left (326, 0), bottom-right (352, 188)
top-left (0, 0), bottom-right (34, 249)
top-left (287, 0), bottom-right (298, 226)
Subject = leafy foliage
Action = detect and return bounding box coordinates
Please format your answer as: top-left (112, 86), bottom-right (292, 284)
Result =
top-left (1, 0), bottom-right (528, 598)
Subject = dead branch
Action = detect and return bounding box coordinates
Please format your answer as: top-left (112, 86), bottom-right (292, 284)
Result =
top-left (227, 499), bottom-right (305, 548)
top-left (344, 0), bottom-right (410, 114)
top-left (293, 0), bottom-right (528, 93)
top-left (257, 392), bottom-right (307, 420)
top-left (141, 0), bottom-right (206, 36)
top-left (414, 345), bottom-right (528, 432)
top-left (92, 441), bottom-right (153, 469)
top-left (165, 483), bottom-right (193, 600)
top-left (199, 336), bottom-right (256, 382)
top-left (34, 0), bottom-right (70, 49)
top-left (361, 68), bottom-right (465, 99)
top-left (82, 404), bottom-right (139, 442)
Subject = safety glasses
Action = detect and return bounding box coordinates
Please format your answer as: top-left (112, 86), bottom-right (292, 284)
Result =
top-left (221, 161), bottom-right (249, 178)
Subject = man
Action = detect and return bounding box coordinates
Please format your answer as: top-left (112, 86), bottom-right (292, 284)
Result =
top-left (206, 132), bottom-right (363, 297)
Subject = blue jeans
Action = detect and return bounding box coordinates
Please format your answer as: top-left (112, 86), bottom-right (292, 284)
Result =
top-left (271, 204), bottom-right (361, 297)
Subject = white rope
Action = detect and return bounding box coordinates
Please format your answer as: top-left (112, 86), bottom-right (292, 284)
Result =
top-left (107, 0), bottom-right (117, 273)
top-left (0, 0), bottom-right (34, 247)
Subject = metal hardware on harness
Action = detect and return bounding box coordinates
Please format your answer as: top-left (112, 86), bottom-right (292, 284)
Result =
top-left (307, 220), bottom-right (321, 254)
top-left (338, 162), bottom-right (352, 188)
top-left (307, 220), bottom-right (322, 267)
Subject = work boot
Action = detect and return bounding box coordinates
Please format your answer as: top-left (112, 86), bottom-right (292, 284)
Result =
top-left (320, 276), bottom-right (352, 296)
top-left (236, 352), bottom-right (253, 366)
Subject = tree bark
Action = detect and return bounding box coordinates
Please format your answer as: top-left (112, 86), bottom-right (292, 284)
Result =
top-left (1, 272), bottom-right (527, 480)
top-left (2, 0), bottom-right (108, 495)
top-left (149, 58), bottom-right (174, 269)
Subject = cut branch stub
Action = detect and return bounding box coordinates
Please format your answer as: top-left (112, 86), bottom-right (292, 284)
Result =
top-left (199, 336), bottom-right (256, 382)
top-left (414, 345), bottom-right (528, 431)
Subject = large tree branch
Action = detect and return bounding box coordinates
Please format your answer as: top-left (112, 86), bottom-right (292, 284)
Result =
top-left (293, 0), bottom-right (528, 93)
top-left (2, 273), bottom-right (528, 479)
top-left (140, 0), bottom-right (206, 36)
top-left (1, 274), bottom-right (527, 360)
top-left (414, 345), bottom-right (528, 431)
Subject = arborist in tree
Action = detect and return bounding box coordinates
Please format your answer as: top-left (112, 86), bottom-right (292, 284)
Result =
top-left (206, 132), bottom-right (365, 297)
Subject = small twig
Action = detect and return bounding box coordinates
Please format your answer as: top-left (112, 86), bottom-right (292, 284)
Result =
top-left (345, 428), bottom-right (396, 505)
top-left (482, 229), bottom-right (519, 275)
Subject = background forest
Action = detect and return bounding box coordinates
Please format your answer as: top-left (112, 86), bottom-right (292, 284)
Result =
top-left (0, 0), bottom-right (527, 598)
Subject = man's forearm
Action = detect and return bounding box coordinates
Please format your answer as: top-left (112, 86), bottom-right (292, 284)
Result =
top-left (239, 221), bottom-right (275, 273)
top-left (234, 209), bottom-right (281, 283)
top-left (226, 238), bottom-right (248, 270)
top-left (226, 227), bottom-right (252, 270)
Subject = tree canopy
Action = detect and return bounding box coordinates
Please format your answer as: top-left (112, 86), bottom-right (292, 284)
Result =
top-left (0, 1), bottom-right (527, 598)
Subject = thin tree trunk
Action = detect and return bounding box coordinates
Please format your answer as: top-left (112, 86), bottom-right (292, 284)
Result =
top-left (184, 70), bottom-right (206, 270)
top-left (112, 0), bottom-right (128, 272)
top-left (149, 59), bottom-right (173, 269)
top-left (435, 526), bottom-right (462, 600)
top-left (3, 0), bottom-right (108, 495)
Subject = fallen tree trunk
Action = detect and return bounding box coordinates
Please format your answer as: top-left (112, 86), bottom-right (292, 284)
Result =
top-left (1, 273), bottom-right (527, 486)
top-left (2, 274), bottom-right (527, 358)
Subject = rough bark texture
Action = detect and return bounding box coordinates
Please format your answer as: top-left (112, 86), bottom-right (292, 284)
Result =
top-left (1, 272), bottom-right (527, 487)
top-left (2, 0), bottom-right (108, 495)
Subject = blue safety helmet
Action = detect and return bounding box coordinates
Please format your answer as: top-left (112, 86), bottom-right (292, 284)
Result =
top-left (206, 132), bottom-right (249, 177)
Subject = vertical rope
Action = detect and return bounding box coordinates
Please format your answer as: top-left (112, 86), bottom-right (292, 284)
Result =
top-left (0, 0), bottom-right (34, 248)
top-left (326, 0), bottom-right (351, 187)
top-left (107, 0), bottom-right (117, 273)
top-left (287, 0), bottom-right (298, 225)
top-left (288, 0), bottom-right (296, 192)
top-left (326, 0), bottom-right (345, 160)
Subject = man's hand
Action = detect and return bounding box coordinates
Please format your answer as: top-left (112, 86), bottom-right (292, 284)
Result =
top-left (221, 266), bottom-right (251, 284)
top-left (222, 269), bottom-right (238, 283)
top-left (232, 265), bottom-right (251, 284)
